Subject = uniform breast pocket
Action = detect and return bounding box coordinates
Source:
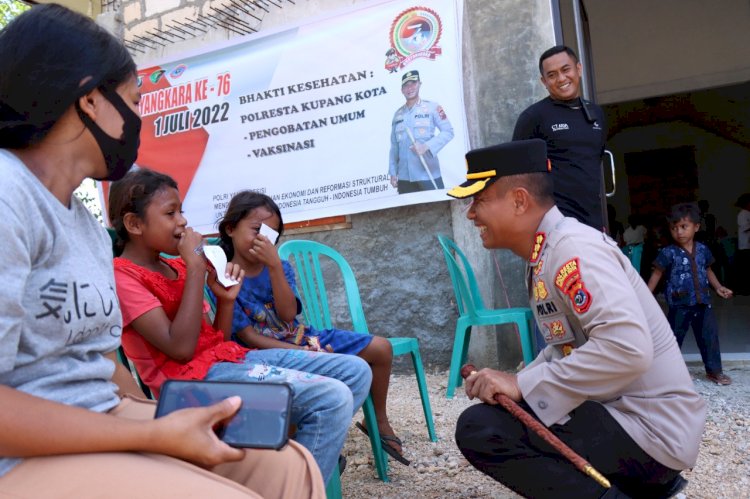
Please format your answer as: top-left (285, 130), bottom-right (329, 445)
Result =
top-left (414, 118), bottom-right (431, 128)
top-left (413, 125), bottom-right (432, 139)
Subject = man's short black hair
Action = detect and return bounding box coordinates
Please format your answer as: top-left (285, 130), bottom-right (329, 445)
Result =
top-left (496, 173), bottom-right (555, 206)
top-left (538, 45), bottom-right (579, 75)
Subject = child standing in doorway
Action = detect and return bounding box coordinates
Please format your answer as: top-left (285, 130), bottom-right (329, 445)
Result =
top-left (647, 202), bottom-right (733, 385)
top-left (217, 191), bottom-right (409, 465)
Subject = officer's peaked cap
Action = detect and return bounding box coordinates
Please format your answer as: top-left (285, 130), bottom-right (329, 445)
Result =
top-left (447, 139), bottom-right (549, 199)
top-left (402, 70), bottom-right (420, 85)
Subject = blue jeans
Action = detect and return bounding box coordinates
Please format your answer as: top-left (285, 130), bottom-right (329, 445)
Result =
top-left (206, 349), bottom-right (372, 482)
top-left (667, 304), bottom-right (722, 374)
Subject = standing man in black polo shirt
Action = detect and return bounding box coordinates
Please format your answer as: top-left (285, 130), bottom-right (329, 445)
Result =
top-left (513, 45), bottom-right (607, 231)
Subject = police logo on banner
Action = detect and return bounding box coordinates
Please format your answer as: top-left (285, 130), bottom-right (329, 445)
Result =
top-left (384, 7), bottom-right (443, 72)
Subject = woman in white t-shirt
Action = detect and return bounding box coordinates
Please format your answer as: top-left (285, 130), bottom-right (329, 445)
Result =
top-left (0, 5), bottom-right (323, 498)
top-left (623, 214), bottom-right (647, 246)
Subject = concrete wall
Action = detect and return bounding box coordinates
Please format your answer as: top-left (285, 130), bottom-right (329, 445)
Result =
top-left (458, 0), bottom-right (554, 369)
top-left (104, 0), bottom-right (555, 371)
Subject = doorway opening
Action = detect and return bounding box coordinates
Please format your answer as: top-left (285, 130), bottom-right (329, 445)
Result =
top-left (556, 0), bottom-right (750, 356)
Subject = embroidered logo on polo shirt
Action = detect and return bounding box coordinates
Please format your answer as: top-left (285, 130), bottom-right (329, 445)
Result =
top-left (551, 123), bottom-right (569, 132)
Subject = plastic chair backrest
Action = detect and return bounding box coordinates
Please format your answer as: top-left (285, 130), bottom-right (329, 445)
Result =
top-left (721, 237), bottom-right (736, 261)
top-left (278, 240), bottom-right (369, 334)
top-left (622, 243), bottom-right (644, 272)
top-left (437, 235), bottom-right (487, 317)
top-left (630, 243), bottom-right (643, 270)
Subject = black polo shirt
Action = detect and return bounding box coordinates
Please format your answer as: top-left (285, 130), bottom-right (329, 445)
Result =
top-left (512, 96), bottom-right (607, 230)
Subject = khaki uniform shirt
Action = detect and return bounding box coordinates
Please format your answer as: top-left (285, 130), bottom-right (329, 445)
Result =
top-left (517, 206), bottom-right (706, 470)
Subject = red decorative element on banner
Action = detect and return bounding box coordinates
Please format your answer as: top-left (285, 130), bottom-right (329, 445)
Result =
top-left (134, 65), bottom-right (208, 203)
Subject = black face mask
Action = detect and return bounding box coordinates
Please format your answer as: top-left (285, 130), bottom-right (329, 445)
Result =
top-left (76, 88), bottom-right (141, 181)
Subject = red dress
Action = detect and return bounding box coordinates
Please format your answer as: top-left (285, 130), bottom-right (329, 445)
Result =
top-left (114, 257), bottom-right (248, 397)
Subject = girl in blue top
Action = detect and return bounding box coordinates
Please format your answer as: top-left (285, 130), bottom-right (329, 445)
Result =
top-left (218, 191), bottom-right (408, 465)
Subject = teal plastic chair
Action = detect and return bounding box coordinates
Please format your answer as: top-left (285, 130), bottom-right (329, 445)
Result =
top-left (116, 346), bottom-right (154, 399)
top-left (325, 463), bottom-right (342, 499)
top-left (107, 231), bottom-right (344, 491)
top-left (437, 235), bottom-right (535, 399)
top-left (622, 243), bottom-right (644, 273)
top-left (118, 345), bottom-right (343, 497)
top-left (278, 240), bottom-right (437, 482)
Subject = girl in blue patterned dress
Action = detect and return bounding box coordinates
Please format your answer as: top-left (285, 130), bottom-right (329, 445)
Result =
top-left (217, 191), bottom-right (409, 464)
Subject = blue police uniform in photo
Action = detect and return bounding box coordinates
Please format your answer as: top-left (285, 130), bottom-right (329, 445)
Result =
top-left (389, 70), bottom-right (454, 192)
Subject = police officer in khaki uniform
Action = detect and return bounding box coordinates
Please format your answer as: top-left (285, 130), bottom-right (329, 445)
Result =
top-left (388, 70), bottom-right (454, 193)
top-left (449, 139), bottom-right (705, 498)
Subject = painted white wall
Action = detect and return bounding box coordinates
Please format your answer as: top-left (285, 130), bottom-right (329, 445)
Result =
top-left (583, 0), bottom-right (750, 104)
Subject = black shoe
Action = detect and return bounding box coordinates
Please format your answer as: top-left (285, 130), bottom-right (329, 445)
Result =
top-left (338, 454), bottom-right (347, 475)
top-left (651, 475), bottom-right (688, 499)
top-left (623, 475), bottom-right (688, 499)
top-left (599, 484), bottom-right (632, 498)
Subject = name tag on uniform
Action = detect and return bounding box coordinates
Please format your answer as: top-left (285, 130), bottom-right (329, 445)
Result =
top-left (535, 300), bottom-right (559, 316)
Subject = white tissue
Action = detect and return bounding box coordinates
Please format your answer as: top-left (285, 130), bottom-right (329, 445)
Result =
top-left (202, 245), bottom-right (240, 288)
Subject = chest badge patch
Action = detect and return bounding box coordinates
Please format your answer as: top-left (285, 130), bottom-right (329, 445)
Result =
top-left (554, 258), bottom-right (593, 314)
top-left (547, 320), bottom-right (566, 339)
top-left (529, 232), bottom-right (545, 263)
top-left (533, 280), bottom-right (548, 301)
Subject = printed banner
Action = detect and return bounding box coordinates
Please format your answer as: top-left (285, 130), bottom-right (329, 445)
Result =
top-left (126, 0), bottom-right (468, 233)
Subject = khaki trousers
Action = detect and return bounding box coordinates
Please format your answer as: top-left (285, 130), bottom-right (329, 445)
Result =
top-left (0, 396), bottom-right (325, 499)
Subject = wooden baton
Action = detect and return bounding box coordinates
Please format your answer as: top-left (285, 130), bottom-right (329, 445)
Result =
top-left (460, 364), bottom-right (611, 489)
